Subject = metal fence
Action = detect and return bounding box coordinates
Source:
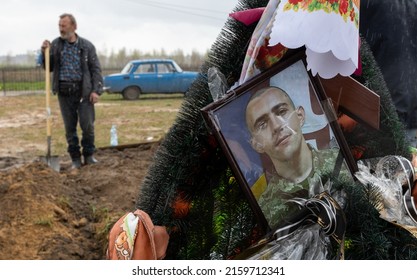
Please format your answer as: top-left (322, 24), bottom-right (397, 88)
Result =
top-left (0, 67), bottom-right (120, 96)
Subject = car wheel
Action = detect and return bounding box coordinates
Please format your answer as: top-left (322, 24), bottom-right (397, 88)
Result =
top-left (123, 87), bottom-right (141, 100)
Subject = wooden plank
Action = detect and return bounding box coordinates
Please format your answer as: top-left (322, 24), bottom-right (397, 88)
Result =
top-left (98, 139), bottom-right (161, 151)
top-left (320, 75), bottom-right (380, 130)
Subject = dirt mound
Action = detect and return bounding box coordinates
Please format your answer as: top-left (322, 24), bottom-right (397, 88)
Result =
top-left (0, 142), bottom-right (158, 260)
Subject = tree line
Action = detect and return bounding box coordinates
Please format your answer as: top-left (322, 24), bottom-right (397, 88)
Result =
top-left (0, 48), bottom-right (208, 72)
top-left (99, 48), bottom-right (207, 71)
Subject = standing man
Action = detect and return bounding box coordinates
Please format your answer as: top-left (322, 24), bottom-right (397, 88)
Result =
top-left (40, 13), bottom-right (103, 169)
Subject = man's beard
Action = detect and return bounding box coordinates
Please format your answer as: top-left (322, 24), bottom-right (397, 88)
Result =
top-left (60, 31), bottom-right (75, 41)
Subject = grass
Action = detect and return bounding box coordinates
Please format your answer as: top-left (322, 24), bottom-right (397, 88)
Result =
top-left (34, 216), bottom-right (54, 227)
top-left (57, 196), bottom-right (71, 210)
top-left (0, 92), bottom-right (184, 159)
top-left (89, 203), bottom-right (125, 255)
top-left (1, 81), bottom-right (45, 91)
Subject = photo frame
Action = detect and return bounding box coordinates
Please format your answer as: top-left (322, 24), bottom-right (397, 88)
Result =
top-left (202, 49), bottom-right (357, 233)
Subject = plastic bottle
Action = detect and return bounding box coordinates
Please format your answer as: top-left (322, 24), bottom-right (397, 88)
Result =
top-left (36, 50), bottom-right (43, 67)
top-left (110, 125), bottom-right (118, 146)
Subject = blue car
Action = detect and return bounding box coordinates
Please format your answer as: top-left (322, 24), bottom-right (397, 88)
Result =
top-left (103, 59), bottom-right (199, 100)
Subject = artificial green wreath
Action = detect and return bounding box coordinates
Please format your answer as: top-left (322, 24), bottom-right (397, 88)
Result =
top-left (135, 0), bottom-right (417, 259)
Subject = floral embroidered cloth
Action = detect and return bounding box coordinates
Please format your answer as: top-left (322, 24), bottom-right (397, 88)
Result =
top-left (236, 0), bottom-right (360, 83)
top-left (238, 0), bottom-right (282, 85)
top-left (269, 0), bottom-right (360, 78)
top-left (106, 209), bottom-right (169, 260)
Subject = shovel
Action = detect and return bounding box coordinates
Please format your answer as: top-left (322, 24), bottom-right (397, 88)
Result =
top-left (40, 46), bottom-right (60, 171)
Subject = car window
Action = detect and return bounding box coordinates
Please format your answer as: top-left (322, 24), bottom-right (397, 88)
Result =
top-left (157, 63), bottom-right (174, 73)
top-left (170, 61), bottom-right (183, 72)
top-left (121, 62), bottom-right (133, 74)
top-left (135, 63), bottom-right (155, 74)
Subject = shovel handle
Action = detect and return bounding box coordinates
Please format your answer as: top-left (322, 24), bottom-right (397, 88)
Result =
top-left (45, 46), bottom-right (52, 137)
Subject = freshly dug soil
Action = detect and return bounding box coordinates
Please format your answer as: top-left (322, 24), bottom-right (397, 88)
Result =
top-left (0, 142), bottom-right (159, 260)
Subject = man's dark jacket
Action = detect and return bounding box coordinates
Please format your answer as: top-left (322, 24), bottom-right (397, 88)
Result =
top-left (44, 35), bottom-right (103, 100)
top-left (360, 0), bottom-right (417, 128)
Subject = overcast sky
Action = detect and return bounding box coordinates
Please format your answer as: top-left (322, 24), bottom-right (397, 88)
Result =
top-left (0, 0), bottom-right (239, 56)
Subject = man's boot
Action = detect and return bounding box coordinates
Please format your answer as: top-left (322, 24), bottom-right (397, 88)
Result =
top-left (71, 158), bottom-right (82, 169)
top-left (84, 155), bottom-right (98, 165)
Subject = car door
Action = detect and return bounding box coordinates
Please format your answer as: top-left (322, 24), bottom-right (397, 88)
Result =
top-left (130, 62), bottom-right (158, 93)
top-left (155, 62), bottom-right (183, 93)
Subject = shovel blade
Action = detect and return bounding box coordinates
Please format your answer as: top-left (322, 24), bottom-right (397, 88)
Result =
top-left (40, 156), bottom-right (60, 172)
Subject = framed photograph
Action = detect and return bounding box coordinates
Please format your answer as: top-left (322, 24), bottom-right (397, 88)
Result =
top-left (202, 49), bottom-right (357, 233)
